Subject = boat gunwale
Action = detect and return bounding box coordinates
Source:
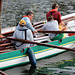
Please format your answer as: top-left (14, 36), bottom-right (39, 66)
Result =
top-left (0, 35), bottom-right (75, 62)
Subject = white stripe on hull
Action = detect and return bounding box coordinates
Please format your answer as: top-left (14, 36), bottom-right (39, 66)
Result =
top-left (0, 56), bottom-right (29, 68)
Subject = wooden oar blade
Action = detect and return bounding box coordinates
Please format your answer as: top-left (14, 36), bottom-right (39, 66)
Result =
top-left (7, 37), bottom-right (75, 51)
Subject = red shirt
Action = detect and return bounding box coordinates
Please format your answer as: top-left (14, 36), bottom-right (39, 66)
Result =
top-left (23, 15), bottom-right (28, 17)
top-left (46, 9), bottom-right (62, 24)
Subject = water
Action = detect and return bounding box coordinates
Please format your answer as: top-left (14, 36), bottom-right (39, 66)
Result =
top-left (3, 51), bottom-right (75, 75)
top-left (1, 0), bottom-right (75, 75)
top-left (1, 0), bottom-right (75, 28)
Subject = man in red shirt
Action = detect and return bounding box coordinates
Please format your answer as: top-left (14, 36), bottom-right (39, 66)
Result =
top-left (46, 3), bottom-right (62, 24)
top-left (46, 3), bottom-right (67, 31)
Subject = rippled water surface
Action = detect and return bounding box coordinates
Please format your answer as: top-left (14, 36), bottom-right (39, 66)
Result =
top-left (1, 0), bottom-right (75, 75)
top-left (1, 0), bottom-right (75, 28)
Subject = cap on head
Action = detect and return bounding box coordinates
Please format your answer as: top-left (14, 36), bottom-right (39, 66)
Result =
top-left (19, 20), bottom-right (26, 26)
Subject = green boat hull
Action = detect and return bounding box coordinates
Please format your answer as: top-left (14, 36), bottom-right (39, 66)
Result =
top-left (0, 35), bottom-right (75, 70)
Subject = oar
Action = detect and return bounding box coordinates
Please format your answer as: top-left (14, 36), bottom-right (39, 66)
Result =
top-left (0, 70), bottom-right (7, 75)
top-left (62, 16), bottom-right (75, 21)
top-left (34, 25), bottom-right (43, 29)
top-left (38, 31), bottom-right (75, 33)
top-left (33, 16), bottom-right (74, 27)
top-left (7, 37), bottom-right (75, 51)
top-left (0, 43), bottom-right (12, 47)
top-left (0, 49), bottom-right (13, 53)
top-left (2, 30), bottom-right (14, 36)
top-left (33, 21), bottom-right (46, 27)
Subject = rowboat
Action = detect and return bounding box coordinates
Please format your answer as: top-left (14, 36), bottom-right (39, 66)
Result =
top-left (0, 13), bottom-right (75, 70)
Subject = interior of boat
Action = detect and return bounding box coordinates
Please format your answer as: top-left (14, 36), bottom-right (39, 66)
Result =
top-left (0, 14), bottom-right (75, 54)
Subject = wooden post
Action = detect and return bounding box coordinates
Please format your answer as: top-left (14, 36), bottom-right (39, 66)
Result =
top-left (0, 0), bottom-right (2, 34)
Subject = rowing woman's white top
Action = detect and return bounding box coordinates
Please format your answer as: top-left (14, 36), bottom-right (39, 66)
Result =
top-left (42, 20), bottom-right (59, 39)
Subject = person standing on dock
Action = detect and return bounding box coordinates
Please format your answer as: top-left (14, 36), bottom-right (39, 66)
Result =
top-left (16, 11), bottom-right (37, 37)
top-left (13, 20), bottom-right (37, 66)
top-left (46, 3), bottom-right (67, 31)
top-left (38, 15), bottom-right (64, 41)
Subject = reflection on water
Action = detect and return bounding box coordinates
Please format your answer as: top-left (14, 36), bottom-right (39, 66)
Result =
top-left (21, 66), bottom-right (37, 75)
top-left (1, 0), bottom-right (75, 28)
top-left (33, 59), bottom-right (75, 75)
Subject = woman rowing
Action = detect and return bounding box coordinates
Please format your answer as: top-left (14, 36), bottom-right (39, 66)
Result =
top-left (38, 15), bottom-right (66, 41)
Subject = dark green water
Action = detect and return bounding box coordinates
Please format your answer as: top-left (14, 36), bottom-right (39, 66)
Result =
top-left (1, 0), bottom-right (75, 75)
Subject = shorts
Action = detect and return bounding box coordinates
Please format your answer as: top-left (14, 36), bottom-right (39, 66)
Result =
top-left (51, 33), bottom-right (64, 41)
